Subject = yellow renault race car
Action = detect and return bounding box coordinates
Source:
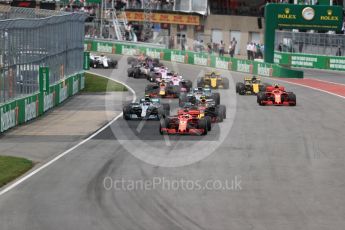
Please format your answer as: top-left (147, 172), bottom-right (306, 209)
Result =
top-left (197, 71), bottom-right (229, 89)
top-left (236, 76), bottom-right (266, 95)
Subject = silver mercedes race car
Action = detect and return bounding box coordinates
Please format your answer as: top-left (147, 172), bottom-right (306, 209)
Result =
top-left (123, 97), bottom-right (170, 120)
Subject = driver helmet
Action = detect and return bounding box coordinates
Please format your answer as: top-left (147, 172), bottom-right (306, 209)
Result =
top-left (274, 84), bottom-right (279, 88)
top-left (183, 113), bottom-right (191, 119)
top-left (144, 95), bottom-right (151, 101)
top-left (200, 95), bottom-right (207, 104)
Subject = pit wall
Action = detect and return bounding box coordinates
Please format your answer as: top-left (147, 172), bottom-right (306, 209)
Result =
top-left (0, 71), bottom-right (85, 134)
top-left (274, 52), bottom-right (345, 71)
top-left (84, 39), bottom-right (304, 79)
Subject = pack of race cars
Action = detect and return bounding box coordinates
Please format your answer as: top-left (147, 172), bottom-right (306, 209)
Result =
top-left (120, 54), bottom-right (296, 136)
top-left (235, 76), bottom-right (296, 106)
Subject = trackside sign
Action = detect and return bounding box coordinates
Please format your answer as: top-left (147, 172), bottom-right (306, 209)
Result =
top-left (0, 105), bottom-right (17, 133)
top-left (193, 54), bottom-right (208, 66)
top-left (264, 4), bottom-right (343, 63)
top-left (257, 63), bottom-right (273, 77)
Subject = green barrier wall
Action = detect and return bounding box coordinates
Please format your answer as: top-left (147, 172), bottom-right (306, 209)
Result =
top-left (84, 39), bottom-right (304, 79)
top-left (0, 71), bottom-right (85, 133)
top-left (274, 52), bottom-right (345, 71)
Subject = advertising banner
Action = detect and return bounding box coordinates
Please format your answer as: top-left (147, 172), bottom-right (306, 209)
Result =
top-left (84, 52), bottom-right (90, 70)
top-left (125, 12), bottom-right (200, 25)
top-left (0, 72), bottom-right (84, 133)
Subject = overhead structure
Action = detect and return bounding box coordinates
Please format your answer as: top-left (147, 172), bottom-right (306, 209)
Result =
top-left (99, 0), bottom-right (137, 41)
top-left (142, 0), bottom-right (153, 41)
top-left (264, 3), bottom-right (343, 63)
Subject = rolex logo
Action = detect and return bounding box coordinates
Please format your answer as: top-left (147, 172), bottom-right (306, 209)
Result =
top-left (285, 8), bottom-right (290, 14)
top-left (327, 9), bottom-right (332, 16)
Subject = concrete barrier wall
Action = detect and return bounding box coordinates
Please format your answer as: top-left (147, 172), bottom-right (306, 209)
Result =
top-left (0, 72), bottom-right (84, 133)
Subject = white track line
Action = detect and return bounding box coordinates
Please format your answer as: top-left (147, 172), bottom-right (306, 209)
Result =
top-left (233, 72), bottom-right (345, 100)
top-left (270, 78), bottom-right (345, 100)
top-left (0, 73), bottom-right (137, 196)
top-left (304, 78), bottom-right (345, 87)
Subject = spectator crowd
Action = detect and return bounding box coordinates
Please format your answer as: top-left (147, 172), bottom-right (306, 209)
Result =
top-left (246, 42), bottom-right (264, 60)
top-left (127, 0), bottom-right (174, 10)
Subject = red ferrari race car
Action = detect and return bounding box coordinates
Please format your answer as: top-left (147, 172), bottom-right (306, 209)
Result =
top-left (257, 84), bottom-right (296, 106)
top-left (160, 109), bottom-right (210, 135)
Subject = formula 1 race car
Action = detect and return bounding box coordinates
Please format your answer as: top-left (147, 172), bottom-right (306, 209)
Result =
top-left (195, 96), bottom-right (227, 123)
top-left (236, 76), bottom-right (266, 95)
top-left (145, 78), bottom-right (191, 98)
top-left (160, 109), bottom-right (209, 135)
top-left (127, 63), bottom-right (152, 79)
top-left (90, 54), bottom-right (117, 69)
top-left (128, 64), bottom-right (168, 79)
top-left (167, 74), bottom-right (193, 90)
top-left (179, 87), bottom-right (220, 107)
top-left (147, 66), bottom-right (171, 82)
top-left (127, 55), bottom-right (161, 67)
top-left (197, 71), bottom-right (229, 89)
top-left (123, 97), bottom-right (170, 120)
top-left (257, 85), bottom-right (296, 106)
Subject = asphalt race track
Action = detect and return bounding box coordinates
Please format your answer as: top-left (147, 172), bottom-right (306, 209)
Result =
top-left (1, 56), bottom-right (345, 230)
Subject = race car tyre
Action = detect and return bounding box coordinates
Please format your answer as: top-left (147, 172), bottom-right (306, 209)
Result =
top-left (171, 85), bottom-right (180, 97)
top-left (109, 60), bottom-right (118, 69)
top-left (236, 82), bottom-right (241, 93)
top-left (219, 105), bottom-right (226, 119)
top-left (205, 116), bottom-right (212, 131)
top-left (259, 84), bottom-right (266, 92)
top-left (257, 92), bottom-right (266, 106)
top-left (216, 105), bottom-right (225, 122)
top-left (198, 118), bottom-right (208, 135)
top-left (238, 83), bottom-right (246, 95)
top-left (212, 93), bottom-right (221, 105)
top-left (157, 107), bottom-right (163, 118)
top-left (288, 92), bottom-right (297, 106)
top-left (197, 78), bottom-right (204, 87)
top-left (222, 78), bottom-right (230, 89)
top-left (133, 68), bottom-right (141, 78)
top-left (159, 117), bottom-right (170, 134)
top-left (145, 84), bottom-right (159, 95)
top-left (153, 58), bottom-right (160, 65)
top-left (184, 80), bottom-right (193, 90)
top-left (123, 107), bottom-right (131, 120)
top-left (127, 68), bottom-right (134, 77)
top-left (162, 103), bottom-right (170, 116)
top-left (148, 73), bottom-right (156, 82)
top-left (90, 60), bottom-right (97, 68)
top-left (179, 93), bottom-right (187, 107)
top-left (127, 57), bottom-right (136, 65)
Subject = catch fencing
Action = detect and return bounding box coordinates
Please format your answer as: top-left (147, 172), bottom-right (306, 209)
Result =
top-left (275, 30), bottom-right (345, 56)
top-left (0, 5), bottom-right (86, 104)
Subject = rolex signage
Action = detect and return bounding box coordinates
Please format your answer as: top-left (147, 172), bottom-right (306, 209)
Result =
top-left (320, 9), bottom-right (339, 21)
top-left (264, 3), bottom-right (343, 64)
top-left (278, 8), bottom-right (297, 20)
top-left (271, 4), bottom-right (343, 30)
